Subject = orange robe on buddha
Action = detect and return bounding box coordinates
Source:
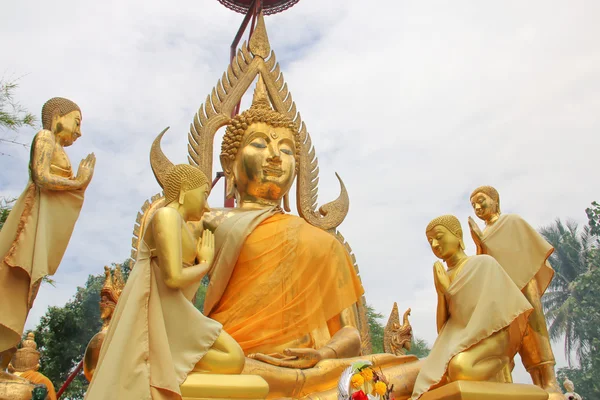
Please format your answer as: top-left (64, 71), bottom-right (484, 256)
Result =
top-left (205, 210), bottom-right (364, 355)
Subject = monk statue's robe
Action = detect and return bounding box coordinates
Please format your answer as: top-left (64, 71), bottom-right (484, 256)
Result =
top-left (0, 132), bottom-right (85, 353)
top-left (85, 237), bottom-right (222, 400)
top-left (480, 214), bottom-right (554, 294)
top-left (411, 255), bottom-right (533, 400)
top-left (206, 209), bottom-right (364, 354)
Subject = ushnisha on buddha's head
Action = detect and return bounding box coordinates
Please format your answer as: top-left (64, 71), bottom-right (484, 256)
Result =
top-left (150, 128), bottom-right (210, 222)
top-left (426, 215), bottom-right (465, 261)
top-left (42, 97), bottom-right (82, 147)
top-left (470, 185), bottom-right (500, 222)
top-left (220, 76), bottom-right (299, 205)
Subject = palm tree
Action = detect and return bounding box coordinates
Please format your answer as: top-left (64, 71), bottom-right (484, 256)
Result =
top-left (540, 219), bottom-right (594, 365)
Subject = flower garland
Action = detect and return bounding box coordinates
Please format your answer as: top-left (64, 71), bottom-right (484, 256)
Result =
top-left (338, 361), bottom-right (394, 400)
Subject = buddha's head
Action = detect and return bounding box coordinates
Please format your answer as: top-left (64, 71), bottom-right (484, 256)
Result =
top-left (42, 97), bottom-right (82, 147)
top-left (470, 185), bottom-right (500, 222)
top-left (9, 333), bottom-right (40, 372)
top-left (426, 215), bottom-right (465, 261)
top-left (150, 128), bottom-right (210, 221)
top-left (220, 76), bottom-right (299, 206)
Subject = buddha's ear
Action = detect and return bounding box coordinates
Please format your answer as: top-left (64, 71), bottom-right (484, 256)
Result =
top-left (220, 154), bottom-right (236, 200)
top-left (283, 193), bottom-right (291, 212)
top-left (178, 190), bottom-right (185, 205)
top-left (460, 239), bottom-right (465, 250)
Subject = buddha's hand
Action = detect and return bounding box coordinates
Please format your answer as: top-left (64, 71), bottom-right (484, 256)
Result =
top-left (433, 261), bottom-right (450, 295)
top-left (248, 348), bottom-right (323, 369)
top-left (196, 229), bottom-right (215, 265)
top-left (467, 216), bottom-right (484, 254)
top-left (75, 153), bottom-right (96, 189)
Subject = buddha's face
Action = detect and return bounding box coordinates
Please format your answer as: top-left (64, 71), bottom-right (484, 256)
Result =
top-left (426, 225), bottom-right (461, 261)
top-left (182, 184), bottom-right (210, 221)
top-left (470, 192), bottom-right (497, 221)
top-left (232, 122), bottom-right (296, 202)
top-left (54, 110), bottom-right (82, 147)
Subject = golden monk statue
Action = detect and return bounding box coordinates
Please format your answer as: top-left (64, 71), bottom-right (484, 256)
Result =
top-left (468, 186), bottom-right (563, 397)
top-left (0, 97), bottom-right (95, 381)
top-left (85, 131), bottom-right (268, 399)
top-left (411, 215), bottom-right (539, 400)
top-left (83, 265), bottom-right (125, 382)
top-left (8, 333), bottom-right (56, 400)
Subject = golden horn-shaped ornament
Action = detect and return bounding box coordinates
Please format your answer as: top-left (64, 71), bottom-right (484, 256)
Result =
top-left (150, 127), bottom-right (175, 189)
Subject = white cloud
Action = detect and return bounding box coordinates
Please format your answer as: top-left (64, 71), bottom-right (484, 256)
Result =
top-left (1, 0), bottom-right (598, 386)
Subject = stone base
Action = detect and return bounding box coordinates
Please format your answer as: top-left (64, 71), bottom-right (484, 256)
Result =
top-left (181, 373), bottom-right (269, 400)
top-left (420, 381), bottom-right (549, 400)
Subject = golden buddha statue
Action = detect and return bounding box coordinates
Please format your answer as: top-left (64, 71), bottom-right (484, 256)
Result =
top-left (126, 13), bottom-right (427, 399)
top-left (468, 186), bottom-right (563, 397)
top-left (85, 131), bottom-right (268, 399)
top-left (8, 333), bottom-right (56, 400)
top-left (562, 377), bottom-right (581, 400)
top-left (0, 97), bottom-right (95, 383)
top-left (412, 215), bottom-right (546, 400)
top-left (83, 265), bottom-right (125, 382)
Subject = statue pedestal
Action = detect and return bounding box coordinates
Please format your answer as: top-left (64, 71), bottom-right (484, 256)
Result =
top-left (181, 373), bottom-right (269, 400)
top-left (420, 381), bottom-right (548, 400)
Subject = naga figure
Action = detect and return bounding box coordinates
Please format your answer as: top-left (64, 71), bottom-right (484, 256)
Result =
top-left (83, 265), bottom-right (125, 382)
top-left (85, 131), bottom-right (268, 400)
top-left (8, 333), bottom-right (56, 400)
top-left (129, 14), bottom-right (421, 399)
top-left (468, 186), bottom-right (563, 398)
top-left (384, 304), bottom-right (413, 356)
top-left (412, 215), bottom-right (546, 400)
top-left (0, 97), bottom-right (95, 382)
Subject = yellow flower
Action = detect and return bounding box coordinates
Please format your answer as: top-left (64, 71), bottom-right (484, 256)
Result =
top-left (360, 368), bottom-right (374, 382)
top-left (375, 381), bottom-right (387, 395)
top-left (351, 373), bottom-right (364, 389)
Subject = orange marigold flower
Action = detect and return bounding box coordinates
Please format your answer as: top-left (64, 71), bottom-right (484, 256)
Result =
top-left (374, 381), bottom-right (387, 395)
top-left (351, 373), bottom-right (364, 389)
top-left (360, 368), bottom-right (374, 381)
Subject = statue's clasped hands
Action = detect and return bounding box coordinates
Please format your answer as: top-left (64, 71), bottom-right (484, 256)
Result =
top-left (467, 216), bottom-right (484, 253)
top-left (433, 261), bottom-right (450, 295)
top-left (196, 229), bottom-right (215, 266)
top-left (75, 153), bottom-right (96, 189)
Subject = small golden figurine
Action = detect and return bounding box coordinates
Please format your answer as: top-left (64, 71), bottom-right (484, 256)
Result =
top-left (84, 130), bottom-right (268, 399)
top-left (8, 333), bottom-right (56, 400)
top-left (0, 97), bottom-right (95, 381)
top-left (411, 215), bottom-right (543, 400)
top-left (468, 186), bottom-right (563, 397)
top-left (83, 265), bottom-right (125, 382)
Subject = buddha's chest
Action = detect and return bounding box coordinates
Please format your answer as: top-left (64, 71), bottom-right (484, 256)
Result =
top-left (50, 145), bottom-right (72, 177)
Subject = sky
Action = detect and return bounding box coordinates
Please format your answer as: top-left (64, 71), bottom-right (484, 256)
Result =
top-left (2, 0), bottom-right (599, 386)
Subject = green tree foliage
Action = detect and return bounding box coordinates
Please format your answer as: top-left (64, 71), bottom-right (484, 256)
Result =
top-left (33, 260), bottom-right (130, 400)
top-left (541, 202), bottom-right (600, 398)
top-left (0, 197), bottom-right (16, 231)
top-left (0, 78), bottom-right (36, 131)
top-left (0, 78), bottom-right (36, 156)
top-left (539, 219), bottom-right (594, 364)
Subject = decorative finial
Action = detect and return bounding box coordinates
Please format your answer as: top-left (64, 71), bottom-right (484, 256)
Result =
top-left (249, 11), bottom-right (271, 58)
top-left (251, 74), bottom-right (272, 110)
top-left (9, 332), bottom-right (40, 372)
